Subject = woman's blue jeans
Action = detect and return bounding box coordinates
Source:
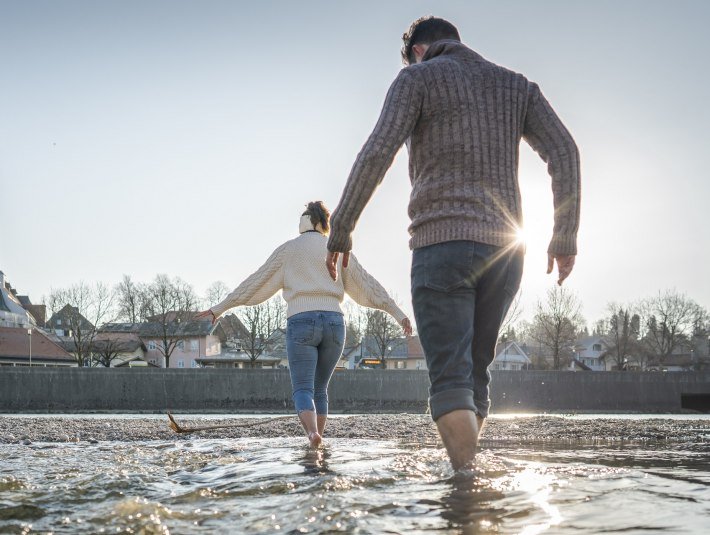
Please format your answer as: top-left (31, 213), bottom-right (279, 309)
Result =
top-left (286, 311), bottom-right (346, 415)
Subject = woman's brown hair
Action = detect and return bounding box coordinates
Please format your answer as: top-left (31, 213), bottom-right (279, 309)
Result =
top-left (303, 201), bottom-right (330, 235)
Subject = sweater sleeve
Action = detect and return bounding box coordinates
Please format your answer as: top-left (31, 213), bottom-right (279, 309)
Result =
top-left (523, 82), bottom-right (581, 256)
top-left (210, 242), bottom-right (288, 317)
top-left (328, 69), bottom-right (424, 253)
top-left (342, 253), bottom-right (407, 323)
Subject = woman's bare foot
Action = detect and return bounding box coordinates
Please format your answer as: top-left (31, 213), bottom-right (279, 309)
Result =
top-left (308, 431), bottom-right (322, 449)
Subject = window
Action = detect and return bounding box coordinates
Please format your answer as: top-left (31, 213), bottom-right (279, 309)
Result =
top-left (191, 360), bottom-right (198, 368)
top-left (177, 360), bottom-right (184, 368)
top-left (395, 361), bottom-right (406, 369)
top-left (190, 340), bottom-right (198, 351)
top-left (149, 359), bottom-right (156, 365)
top-left (56, 319), bottom-right (62, 325)
top-left (148, 341), bottom-right (156, 351)
top-left (593, 344), bottom-right (602, 352)
top-left (177, 340), bottom-right (185, 351)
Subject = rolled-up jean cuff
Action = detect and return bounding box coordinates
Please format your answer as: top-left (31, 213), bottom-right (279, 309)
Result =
top-left (474, 405), bottom-right (489, 419)
top-left (429, 388), bottom-right (476, 421)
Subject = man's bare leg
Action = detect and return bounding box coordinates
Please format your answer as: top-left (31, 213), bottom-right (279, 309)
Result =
top-left (298, 410), bottom-right (322, 448)
top-left (435, 409), bottom-right (480, 470)
top-left (476, 414), bottom-right (486, 438)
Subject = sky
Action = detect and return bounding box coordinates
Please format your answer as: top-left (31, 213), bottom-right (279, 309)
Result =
top-left (2, 0), bottom-right (709, 327)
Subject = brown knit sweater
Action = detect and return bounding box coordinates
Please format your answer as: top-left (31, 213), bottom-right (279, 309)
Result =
top-left (328, 40), bottom-right (580, 256)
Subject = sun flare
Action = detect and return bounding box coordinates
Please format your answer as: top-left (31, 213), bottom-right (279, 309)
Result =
top-left (514, 226), bottom-right (527, 244)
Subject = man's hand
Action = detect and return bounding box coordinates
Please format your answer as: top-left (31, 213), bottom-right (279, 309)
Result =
top-left (195, 309), bottom-right (217, 325)
top-left (547, 254), bottom-right (576, 286)
top-left (326, 251), bottom-right (350, 281)
top-left (401, 317), bottom-right (413, 336)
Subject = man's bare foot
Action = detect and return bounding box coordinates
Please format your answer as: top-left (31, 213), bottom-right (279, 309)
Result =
top-left (308, 431), bottom-right (322, 449)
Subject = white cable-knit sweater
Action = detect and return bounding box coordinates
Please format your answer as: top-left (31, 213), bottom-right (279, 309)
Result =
top-left (210, 232), bottom-right (407, 323)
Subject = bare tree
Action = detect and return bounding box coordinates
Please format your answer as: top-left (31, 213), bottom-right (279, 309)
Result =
top-left (238, 295), bottom-right (287, 367)
top-left (205, 281), bottom-right (230, 308)
top-left (498, 291), bottom-right (523, 343)
top-left (604, 304), bottom-right (641, 370)
top-left (116, 274), bottom-right (149, 323)
top-left (639, 290), bottom-right (707, 368)
top-left (48, 282), bottom-right (115, 367)
top-left (342, 300), bottom-right (367, 348)
top-left (143, 274), bottom-right (199, 368)
top-left (91, 335), bottom-right (133, 367)
top-left (529, 286), bottom-right (585, 370)
top-left (364, 309), bottom-right (404, 369)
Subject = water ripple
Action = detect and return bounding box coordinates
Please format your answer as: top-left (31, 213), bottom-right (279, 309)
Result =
top-left (1, 438), bottom-right (709, 533)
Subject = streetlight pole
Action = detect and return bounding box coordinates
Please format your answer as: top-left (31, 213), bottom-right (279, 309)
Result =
top-left (27, 328), bottom-right (32, 367)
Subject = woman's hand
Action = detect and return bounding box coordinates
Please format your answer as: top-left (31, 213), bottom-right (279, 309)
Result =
top-left (195, 309), bottom-right (217, 325)
top-left (401, 317), bottom-right (413, 336)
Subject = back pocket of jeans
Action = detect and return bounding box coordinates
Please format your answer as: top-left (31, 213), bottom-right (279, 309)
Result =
top-left (420, 242), bottom-right (475, 292)
top-left (329, 318), bottom-right (345, 345)
top-left (288, 319), bottom-right (315, 343)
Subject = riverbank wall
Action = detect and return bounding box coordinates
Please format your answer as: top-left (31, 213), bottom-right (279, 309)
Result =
top-left (1, 368), bottom-right (709, 413)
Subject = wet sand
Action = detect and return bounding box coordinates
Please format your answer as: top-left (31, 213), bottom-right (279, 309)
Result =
top-left (1, 414), bottom-right (709, 445)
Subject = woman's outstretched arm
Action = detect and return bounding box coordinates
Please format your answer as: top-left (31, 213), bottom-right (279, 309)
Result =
top-left (201, 242), bottom-right (289, 321)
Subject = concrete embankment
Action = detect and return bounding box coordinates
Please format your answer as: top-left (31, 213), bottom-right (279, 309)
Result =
top-left (1, 368), bottom-right (709, 413)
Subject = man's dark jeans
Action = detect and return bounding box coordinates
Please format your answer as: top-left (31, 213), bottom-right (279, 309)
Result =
top-left (411, 240), bottom-right (524, 420)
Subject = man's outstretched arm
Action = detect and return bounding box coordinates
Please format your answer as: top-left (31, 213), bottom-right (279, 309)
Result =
top-left (326, 69), bottom-right (424, 280)
top-left (523, 82), bottom-right (581, 284)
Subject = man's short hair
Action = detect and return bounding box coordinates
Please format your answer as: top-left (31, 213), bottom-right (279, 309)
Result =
top-left (401, 16), bottom-right (461, 66)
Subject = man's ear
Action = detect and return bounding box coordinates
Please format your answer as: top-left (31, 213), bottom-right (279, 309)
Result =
top-left (412, 43), bottom-right (429, 63)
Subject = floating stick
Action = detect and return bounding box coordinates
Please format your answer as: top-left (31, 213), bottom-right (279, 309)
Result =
top-left (167, 412), bottom-right (293, 434)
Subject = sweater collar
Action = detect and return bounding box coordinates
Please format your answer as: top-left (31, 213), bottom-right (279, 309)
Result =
top-left (422, 40), bottom-right (483, 63)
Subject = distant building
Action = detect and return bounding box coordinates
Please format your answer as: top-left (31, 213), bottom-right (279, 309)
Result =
top-left (47, 304), bottom-right (94, 338)
top-left (99, 318), bottom-right (221, 368)
top-left (0, 270), bottom-right (37, 329)
top-left (216, 313), bottom-right (250, 350)
top-left (493, 341), bottom-right (532, 371)
top-left (90, 332), bottom-right (147, 367)
top-left (196, 352), bottom-right (283, 369)
top-left (384, 336), bottom-right (427, 370)
top-left (572, 336), bottom-right (608, 371)
top-left (351, 335), bottom-right (427, 370)
top-left (0, 326), bottom-right (75, 367)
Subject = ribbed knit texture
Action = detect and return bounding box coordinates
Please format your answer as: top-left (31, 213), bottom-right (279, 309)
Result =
top-left (210, 232), bottom-right (407, 322)
top-left (328, 40), bottom-right (581, 256)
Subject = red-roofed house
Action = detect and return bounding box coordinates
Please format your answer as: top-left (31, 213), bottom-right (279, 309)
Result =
top-left (0, 326), bottom-right (76, 367)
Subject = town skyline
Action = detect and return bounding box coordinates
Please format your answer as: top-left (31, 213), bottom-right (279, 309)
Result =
top-left (2, 1), bottom-right (709, 325)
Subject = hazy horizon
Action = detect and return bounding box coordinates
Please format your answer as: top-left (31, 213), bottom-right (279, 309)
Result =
top-left (2, 0), bottom-right (709, 328)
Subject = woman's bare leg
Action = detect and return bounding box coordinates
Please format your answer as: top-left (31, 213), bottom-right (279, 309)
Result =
top-left (298, 410), bottom-right (321, 448)
top-left (317, 414), bottom-right (327, 435)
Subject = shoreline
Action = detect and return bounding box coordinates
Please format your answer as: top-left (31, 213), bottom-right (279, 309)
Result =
top-left (2, 414), bottom-right (709, 445)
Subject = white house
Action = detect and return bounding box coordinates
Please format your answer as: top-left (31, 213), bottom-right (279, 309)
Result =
top-left (0, 270), bottom-right (35, 329)
top-left (492, 341), bottom-right (531, 371)
top-left (572, 336), bottom-right (608, 371)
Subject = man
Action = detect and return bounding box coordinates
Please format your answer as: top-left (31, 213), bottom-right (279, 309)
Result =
top-left (326, 16), bottom-right (580, 469)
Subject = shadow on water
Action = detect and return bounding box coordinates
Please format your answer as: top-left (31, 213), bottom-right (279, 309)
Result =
top-left (1, 436), bottom-right (709, 533)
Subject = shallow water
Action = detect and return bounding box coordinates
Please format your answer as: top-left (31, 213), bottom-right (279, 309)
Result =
top-left (1, 433), bottom-right (709, 534)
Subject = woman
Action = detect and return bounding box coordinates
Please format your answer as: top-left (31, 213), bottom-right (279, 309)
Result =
top-left (197, 201), bottom-right (411, 448)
